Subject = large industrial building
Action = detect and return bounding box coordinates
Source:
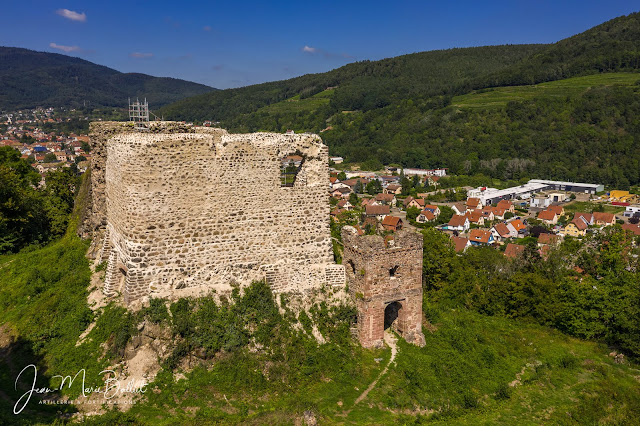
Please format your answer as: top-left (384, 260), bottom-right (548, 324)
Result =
top-left (468, 179), bottom-right (604, 206)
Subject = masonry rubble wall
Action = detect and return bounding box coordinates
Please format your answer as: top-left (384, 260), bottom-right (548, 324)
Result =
top-left (342, 227), bottom-right (425, 348)
top-left (86, 122), bottom-right (343, 304)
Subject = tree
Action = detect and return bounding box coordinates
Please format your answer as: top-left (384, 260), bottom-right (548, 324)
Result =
top-left (406, 206), bottom-right (420, 221)
top-left (43, 168), bottom-right (80, 237)
top-left (80, 141), bottom-right (92, 153)
top-left (422, 228), bottom-right (457, 292)
top-left (400, 175), bottom-right (412, 196)
top-left (354, 180), bottom-right (363, 194)
top-left (44, 153), bottom-right (57, 163)
top-left (365, 179), bottom-right (382, 195)
top-left (0, 147), bottom-right (48, 252)
top-left (348, 192), bottom-right (359, 206)
top-left (337, 171), bottom-right (347, 181)
top-left (436, 206), bottom-right (454, 225)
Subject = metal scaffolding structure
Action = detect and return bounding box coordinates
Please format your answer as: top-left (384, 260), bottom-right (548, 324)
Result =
top-left (129, 98), bottom-right (150, 131)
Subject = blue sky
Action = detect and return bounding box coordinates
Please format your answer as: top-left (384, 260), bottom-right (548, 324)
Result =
top-left (1, 1), bottom-right (638, 89)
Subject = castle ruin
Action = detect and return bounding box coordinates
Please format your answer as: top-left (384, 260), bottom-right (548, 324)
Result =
top-left (341, 227), bottom-right (426, 348)
top-left (84, 122), bottom-right (345, 303)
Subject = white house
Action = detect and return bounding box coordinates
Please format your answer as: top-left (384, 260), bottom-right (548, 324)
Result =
top-left (623, 205), bottom-right (640, 218)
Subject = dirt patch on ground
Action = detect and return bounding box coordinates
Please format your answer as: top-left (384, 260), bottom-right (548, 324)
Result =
top-left (0, 324), bottom-right (15, 349)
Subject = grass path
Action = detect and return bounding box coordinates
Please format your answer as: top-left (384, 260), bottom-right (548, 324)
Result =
top-left (354, 330), bottom-right (398, 406)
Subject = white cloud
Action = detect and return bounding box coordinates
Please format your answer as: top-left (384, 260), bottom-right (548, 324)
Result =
top-left (301, 45), bottom-right (353, 60)
top-left (203, 25), bottom-right (212, 32)
top-left (49, 42), bottom-right (81, 53)
top-left (56, 9), bottom-right (86, 22)
top-left (129, 52), bottom-right (154, 59)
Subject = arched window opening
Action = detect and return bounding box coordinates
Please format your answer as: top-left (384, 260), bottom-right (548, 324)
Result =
top-left (280, 152), bottom-right (305, 187)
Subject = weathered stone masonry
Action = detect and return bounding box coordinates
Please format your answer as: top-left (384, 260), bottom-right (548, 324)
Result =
top-left (86, 122), bottom-right (344, 303)
top-left (342, 227), bottom-right (425, 348)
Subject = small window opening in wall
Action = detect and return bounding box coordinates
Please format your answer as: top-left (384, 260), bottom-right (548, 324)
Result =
top-left (118, 267), bottom-right (127, 292)
top-left (280, 152), bottom-right (305, 187)
top-left (389, 265), bottom-right (399, 278)
top-left (348, 260), bottom-right (356, 275)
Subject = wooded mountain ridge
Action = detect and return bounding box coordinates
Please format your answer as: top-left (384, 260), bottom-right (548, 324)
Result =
top-left (0, 47), bottom-right (216, 110)
top-left (160, 12), bottom-right (640, 187)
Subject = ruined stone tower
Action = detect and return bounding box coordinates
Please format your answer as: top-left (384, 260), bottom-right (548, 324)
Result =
top-left (85, 122), bottom-right (344, 303)
top-left (341, 227), bottom-right (425, 348)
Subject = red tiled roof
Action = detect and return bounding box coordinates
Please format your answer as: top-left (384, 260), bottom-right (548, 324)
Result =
top-left (381, 215), bottom-right (402, 227)
top-left (593, 212), bottom-right (615, 224)
top-left (504, 243), bottom-right (525, 258)
top-left (538, 210), bottom-right (557, 221)
top-left (547, 205), bottom-right (564, 216)
top-left (496, 200), bottom-right (512, 209)
top-left (453, 203), bottom-right (467, 214)
top-left (621, 223), bottom-right (640, 236)
top-left (465, 211), bottom-right (484, 223)
top-left (574, 212), bottom-right (593, 224)
top-left (571, 217), bottom-right (589, 230)
top-left (332, 187), bottom-right (351, 194)
top-left (493, 223), bottom-right (510, 238)
top-left (480, 209), bottom-right (494, 217)
top-left (375, 193), bottom-right (395, 202)
top-left (510, 219), bottom-right (526, 231)
top-left (469, 229), bottom-right (492, 244)
top-left (451, 236), bottom-right (469, 252)
top-left (491, 208), bottom-right (506, 217)
top-left (538, 233), bottom-right (559, 245)
top-left (466, 198), bottom-right (481, 208)
top-left (365, 205), bottom-right (390, 216)
top-left (419, 210), bottom-right (435, 221)
top-left (448, 215), bottom-right (468, 227)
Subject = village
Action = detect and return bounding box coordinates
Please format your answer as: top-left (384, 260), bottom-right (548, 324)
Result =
top-left (0, 107), bottom-right (93, 179)
top-left (327, 164), bottom-right (640, 258)
top-left (3, 113), bottom-right (640, 257)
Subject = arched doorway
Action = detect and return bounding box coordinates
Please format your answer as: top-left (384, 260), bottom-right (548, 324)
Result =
top-left (384, 301), bottom-right (402, 331)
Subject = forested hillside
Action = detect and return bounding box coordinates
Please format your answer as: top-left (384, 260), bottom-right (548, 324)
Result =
top-left (0, 47), bottom-right (215, 110)
top-left (161, 12), bottom-right (640, 187)
top-left (159, 44), bottom-right (545, 122)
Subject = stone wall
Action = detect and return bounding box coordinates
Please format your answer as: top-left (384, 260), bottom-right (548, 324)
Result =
top-left (87, 122), bottom-right (344, 304)
top-left (342, 227), bottom-right (425, 348)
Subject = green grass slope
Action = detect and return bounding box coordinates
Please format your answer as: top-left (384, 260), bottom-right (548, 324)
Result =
top-left (452, 72), bottom-right (640, 108)
top-left (0, 47), bottom-right (215, 110)
top-left (85, 307), bottom-right (640, 424)
top-left (1, 235), bottom-right (638, 424)
top-left (258, 88), bottom-right (335, 114)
